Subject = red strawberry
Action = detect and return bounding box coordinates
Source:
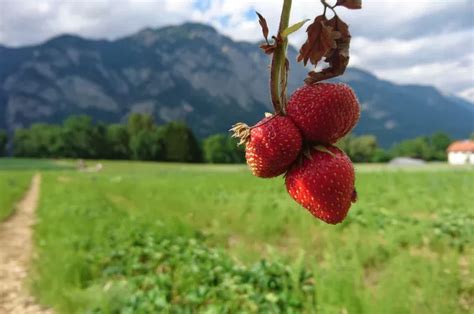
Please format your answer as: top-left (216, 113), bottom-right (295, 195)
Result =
top-left (231, 114), bottom-right (302, 178)
top-left (285, 145), bottom-right (356, 224)
top-left (286, 83), bottom-right (360, 143)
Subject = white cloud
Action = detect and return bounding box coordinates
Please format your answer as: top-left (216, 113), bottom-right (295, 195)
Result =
top-left (0, 0), bottom-right (472, 102)
top-left (459, 87), bottom-right (474, 103)
top-left (348, 32), bottom-right (474, 98)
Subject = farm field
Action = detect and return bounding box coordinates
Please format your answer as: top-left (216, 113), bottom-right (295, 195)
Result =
top-left (0, 170), bottom-right (32, 221)
top-left (0, 158), bottom-right (72, 220)
top-left (1, 159), bottom-right (473, 313)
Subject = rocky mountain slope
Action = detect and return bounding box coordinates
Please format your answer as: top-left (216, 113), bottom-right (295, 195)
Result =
top-left (1, 23), bottom-right (472, 147)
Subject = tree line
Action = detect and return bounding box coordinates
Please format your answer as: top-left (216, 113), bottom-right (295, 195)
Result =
top-left (0, 114), bottom-right (469, 163)
top-left (336, 132), bottom-right (455, 163)
top-left (2, 114), bottom-right (243, 163)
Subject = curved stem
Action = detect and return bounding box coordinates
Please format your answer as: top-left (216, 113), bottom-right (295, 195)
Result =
top-left (321, 0), bottom-right (337, 16)
top-left (270, 0), bottom-right (292, 114)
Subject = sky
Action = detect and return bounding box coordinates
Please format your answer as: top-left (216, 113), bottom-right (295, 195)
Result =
top-left (1, 0), bottom-right (473, 102)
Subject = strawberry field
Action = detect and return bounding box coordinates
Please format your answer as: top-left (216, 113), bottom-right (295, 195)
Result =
top-left (1, 160), bottom-right (473, 313)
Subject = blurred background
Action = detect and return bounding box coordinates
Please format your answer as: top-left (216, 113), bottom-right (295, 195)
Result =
top-left (0, 0), bottom-right (473, 313)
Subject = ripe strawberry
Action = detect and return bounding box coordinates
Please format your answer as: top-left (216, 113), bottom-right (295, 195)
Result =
top-left (285, 145), bottom-right (356, 224)
top-left (231, 115), bottom-right (302, 178)
top-left (286, 83), bottom-right (360, 143)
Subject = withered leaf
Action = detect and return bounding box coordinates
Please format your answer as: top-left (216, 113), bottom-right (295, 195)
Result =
top-left (305, 52), bottom-right (349, 84)
top-left (336, 0), bottom-right (362, 9)
top-left (297, 15), bottom-right (341, 66)
top-left (256, 12), bottom-right (270, 43)
top-left (325, 15), bottom-right (350, 58)
top-left (326, 16), bottom-right (350, 39)
top-left (259, 43), bottom-right (277, 55)
top-left (305, 16), bottom-right (351, 84)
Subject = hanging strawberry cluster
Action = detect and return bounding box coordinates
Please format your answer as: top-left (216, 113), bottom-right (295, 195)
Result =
top-left (231, 0), bottom-right (362, 224)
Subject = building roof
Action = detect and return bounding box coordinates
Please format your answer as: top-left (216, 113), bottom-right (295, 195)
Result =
top-left (447, 140), bottom-right (474, 152)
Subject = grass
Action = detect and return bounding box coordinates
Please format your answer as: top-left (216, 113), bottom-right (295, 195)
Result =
top-left (0, 171), bottom-right (32, 221)
top-left (0, 159), bottom-right (472, 312)
top-left (0, 158), bottom-right (71, 220)
top-left (0, 158), bottom-right (74, 171)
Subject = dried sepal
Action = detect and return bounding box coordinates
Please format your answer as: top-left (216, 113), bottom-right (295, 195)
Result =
top-left (260, 43), bottom-right (277, 55)
top-left (256, 12), bottom-right (270, 43)
top-left (256, 12), bottom-right (279, 55)
top-left (230, 122), bottom-right (250, 146)
top-left (260, 35), bottom-right (283, 55)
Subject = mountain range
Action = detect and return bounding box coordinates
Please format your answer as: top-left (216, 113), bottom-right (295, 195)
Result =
top-left (0, 22), bottom-right (473, 147)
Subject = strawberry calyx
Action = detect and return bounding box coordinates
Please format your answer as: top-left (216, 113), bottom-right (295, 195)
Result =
top-left (230, 113), bottom-right (284, 146)
top-left (351, 188), bottom-right (358, 203)
top-left (313, 145), bottom-right (336, 157)
top-left (230, 122), bottom-right (250, 146)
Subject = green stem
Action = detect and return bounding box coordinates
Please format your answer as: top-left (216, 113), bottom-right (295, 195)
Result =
top-left (270, 0), bottom-right (292, 114)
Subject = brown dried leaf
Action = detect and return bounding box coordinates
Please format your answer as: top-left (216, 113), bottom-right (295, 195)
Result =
top-left (305, 16), bottom-right (351, 84)
top-left (325, 15), bottom-right (350, 57)
top-left (256, 12), bottom-right (270, 43)
top-left (326, 16), bottom-right (350, 40)
top-left (336, 0), bottom-right (362, 9)
top-left (259, 43), bottom-right (277, 55)
top-left (297, 15), bottom-right (341, 66)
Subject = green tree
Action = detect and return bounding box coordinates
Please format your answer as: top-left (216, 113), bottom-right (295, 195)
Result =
top-left (13, 124), bottom-right (64, 157)
top-left (371, 148), bottom-right (391, 163)
top-left (202, 134), bottom-right (244, 163)
top-left (129, 129), bottom-right (165, 161)
top-left (0, 130), bottom-right (7, 156)
top-left (470, 132), bottom-right (474, 140)
top-left (127, 113), bottom-right (155, 136)
top-left (337, 135), bottom-right (380, 163)
top-left (430, 132), bottom-right (451, 161)
top-left (390, 136), bottom-right (432, 160)
top-left (390, 132), bottom-right (452, 161)
top-left (62, 115), bottom-right (105, 158)
top-left (159, 122), bottom-right (202, 162)
top-left (106, 124), bottom-right (130, 159)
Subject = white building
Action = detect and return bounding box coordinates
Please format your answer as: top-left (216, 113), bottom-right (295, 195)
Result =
top-left (447, 140), bottom-right (474, 165)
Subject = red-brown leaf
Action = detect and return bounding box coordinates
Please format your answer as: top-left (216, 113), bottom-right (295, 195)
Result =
top-left (297, 15), bottom-right (341, 66)
top-left (259, 43), bottom-right (277, 55)
top-left (336, 0), bottom-right (362, 9)
top-left (256, 12), bottom-right (270, 43)
top-left (325, 15), bottom-right (350, 58)
top-left (305, 52), bottom-right (349, 84)
top-left (305, 16), bottom-right (352, 84)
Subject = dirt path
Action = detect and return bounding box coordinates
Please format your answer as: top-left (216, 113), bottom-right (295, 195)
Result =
top-left (0, 174), bottom-right (53, 314)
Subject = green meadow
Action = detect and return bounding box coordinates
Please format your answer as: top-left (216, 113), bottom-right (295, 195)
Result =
top-left (1, 159), bottom-right (473, 313)
top-left (0, 171), bottom-right (32, 220)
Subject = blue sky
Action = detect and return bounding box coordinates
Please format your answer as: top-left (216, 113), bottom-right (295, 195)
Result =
top-left (0, 0), bottom-right (473, 102)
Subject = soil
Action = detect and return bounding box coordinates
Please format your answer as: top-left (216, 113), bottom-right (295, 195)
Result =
top-left (0, 174), bottom-right (53, 313)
